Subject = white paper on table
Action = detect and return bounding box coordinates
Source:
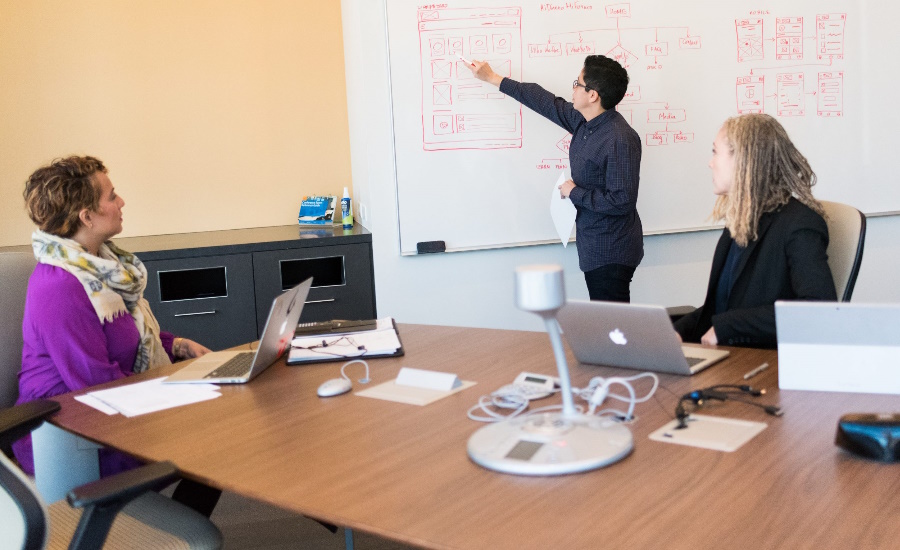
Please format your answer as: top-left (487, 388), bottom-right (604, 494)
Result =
top-left (87, 377), bottom-right (221, 418)
top-left (74, 394), bottom-right (120, 415)
top-left (549, 171), bottom-right (576, 246)
top-left (647, 414), bottom-right (767, 452)
top-left (356, 379), bottom-right (477, 406)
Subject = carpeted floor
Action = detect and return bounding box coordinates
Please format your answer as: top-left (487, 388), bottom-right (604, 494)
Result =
top-left (209, 490), bottom-right (420, 550)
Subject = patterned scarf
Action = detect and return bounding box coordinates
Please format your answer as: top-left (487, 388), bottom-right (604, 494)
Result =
top-left (32, 230), bottom-right (172, 373)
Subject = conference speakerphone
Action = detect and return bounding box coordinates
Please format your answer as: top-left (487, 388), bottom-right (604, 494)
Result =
top-left (467, 413), bottom-right (633, 476)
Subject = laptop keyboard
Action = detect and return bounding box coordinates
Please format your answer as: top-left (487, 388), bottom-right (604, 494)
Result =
top-left (685, 356), bottom-right (706, 367)
top-left (205, 352), bottom-right (254, 379)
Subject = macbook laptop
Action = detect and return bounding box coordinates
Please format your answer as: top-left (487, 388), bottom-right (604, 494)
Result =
top-left (165, 278), bottom-right (312, 384)
top-left (776, 301), bottom-right (900, 393)
top-left (557, 300), bottom-right (730, 375)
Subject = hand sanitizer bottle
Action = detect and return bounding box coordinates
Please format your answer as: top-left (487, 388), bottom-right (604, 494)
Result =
top-left (341, 187), bottom-right (353, 229)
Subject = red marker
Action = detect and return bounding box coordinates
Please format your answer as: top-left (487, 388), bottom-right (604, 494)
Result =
top-left (458, 54), bottom-right (475, 67)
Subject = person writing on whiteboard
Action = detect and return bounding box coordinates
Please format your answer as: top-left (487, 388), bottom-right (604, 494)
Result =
top-left (673, 114), bottom-right (837, 348)
top-left (467, 56), bottom-right (643, 302)
top-left (13, 156), bottom-right (220, 515)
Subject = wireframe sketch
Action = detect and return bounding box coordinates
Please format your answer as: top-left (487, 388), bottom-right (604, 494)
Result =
top-left (816, 14), bottom-right (845, 60)
top-left (418, 7), bottom-right (523, 151)
top-left (817, 72), bottom-right (843, 117)
top-left (732, 11), bottom-right (846, 117)
top-left (735, 18), bottom-right (765, 62)
top-left (776, 73), bottom-right (805, 117)
top-left (776, 17), bottom-right (803, 61)
top-left (736, 75), bottom-right (765, 114)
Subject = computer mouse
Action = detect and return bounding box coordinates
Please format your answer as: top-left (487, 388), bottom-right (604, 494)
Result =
top-left (317, 378), bottom-right (352, 397)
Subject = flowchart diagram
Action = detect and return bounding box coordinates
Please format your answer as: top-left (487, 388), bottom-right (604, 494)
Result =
top-left (531, 2), bottom-right (701, 162)
top-left (532, 2), bottom-right (701, 72)
top-left (735, 12), bottom-right (846, 117)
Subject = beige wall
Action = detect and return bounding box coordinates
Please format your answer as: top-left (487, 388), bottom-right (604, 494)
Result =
top-left (0, 0), bottom-right (351, 247)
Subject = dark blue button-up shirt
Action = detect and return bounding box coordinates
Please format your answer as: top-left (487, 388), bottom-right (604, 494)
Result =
top-left (499, 78), bottom-right (644, 272)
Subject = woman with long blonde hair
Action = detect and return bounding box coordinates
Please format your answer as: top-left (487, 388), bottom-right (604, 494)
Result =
top-left (674, 114), bottom-right (837, 348)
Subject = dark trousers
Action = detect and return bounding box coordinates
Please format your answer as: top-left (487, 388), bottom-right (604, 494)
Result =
top-left (584, 263), bottom-right (636, 302)
top-left (171, 479), bottom-right (222, 518)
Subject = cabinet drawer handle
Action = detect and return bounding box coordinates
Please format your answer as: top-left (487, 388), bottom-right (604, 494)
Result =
top-left (304, 299), bottom-right (335, 304)
top-left (173, 310), bottom-right (218, 317)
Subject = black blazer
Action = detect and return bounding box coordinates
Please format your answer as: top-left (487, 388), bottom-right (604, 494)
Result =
top-left (674, 198), bottom-right (837, 348)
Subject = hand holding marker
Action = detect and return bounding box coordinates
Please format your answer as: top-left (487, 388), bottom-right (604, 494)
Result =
top-left (458, 54), bottom-right (475, 67)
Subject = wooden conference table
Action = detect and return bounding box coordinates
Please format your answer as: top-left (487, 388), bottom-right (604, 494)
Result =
top-left (49, 325), bottom-right (900, 549)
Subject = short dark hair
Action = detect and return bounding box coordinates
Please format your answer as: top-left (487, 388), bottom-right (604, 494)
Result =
top-left (23, 156), bottom-right (107, 238)
top-left (582, 55), bottom-right (629, 110)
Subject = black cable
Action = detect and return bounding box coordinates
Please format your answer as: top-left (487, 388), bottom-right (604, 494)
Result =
top-left (292, 335), bottom-right (368, 357)
top-left (674, 385), bottom-right (782, 429)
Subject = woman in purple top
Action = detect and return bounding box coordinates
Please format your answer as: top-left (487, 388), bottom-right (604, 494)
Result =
top-left (13, 156), bottom-right (211, 478)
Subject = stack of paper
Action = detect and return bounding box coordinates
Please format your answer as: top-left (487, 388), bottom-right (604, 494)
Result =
top-left (289, 317), bottom-right (401, 363)
top-left (76, 378), bottom-right (221, 417)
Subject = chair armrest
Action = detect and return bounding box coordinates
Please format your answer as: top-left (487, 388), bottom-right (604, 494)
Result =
top-left (0, 400), bottom-right (60, 448)
top-left (67, 460), bottom-right (179, 508)
top-left (67, 461), bottom-right (182, 549)
top-left (666, 305), bottom-right (697, 323)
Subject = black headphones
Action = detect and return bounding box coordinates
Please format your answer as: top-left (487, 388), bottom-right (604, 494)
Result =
top-left (675, 384), bottom-right (783, 429)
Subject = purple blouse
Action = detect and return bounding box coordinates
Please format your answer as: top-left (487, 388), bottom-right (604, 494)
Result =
top-left (13, 264), bottom-right (176, 476)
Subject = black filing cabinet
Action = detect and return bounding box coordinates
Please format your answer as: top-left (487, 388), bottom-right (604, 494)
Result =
top-left (127, 225), bottom-right (375, 351)
top-left (252, 243), bottom-right (375, 332)
top-left (144, 254), bottom-right (258, 351)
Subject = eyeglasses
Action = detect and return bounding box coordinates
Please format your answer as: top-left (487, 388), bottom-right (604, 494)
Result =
top-left (293, 335), bottom-right (367, 358)
top-left (572, 79), bottom-right (591, 91)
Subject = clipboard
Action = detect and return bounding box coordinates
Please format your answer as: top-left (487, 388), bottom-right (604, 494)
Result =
top-left (295, 319), bottom-right (378, 336)
top-left (286, 318), bottom-right (405, 365)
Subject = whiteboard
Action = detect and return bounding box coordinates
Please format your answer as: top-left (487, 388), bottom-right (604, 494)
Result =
top-left (385, 1), bottom-right (896, 255)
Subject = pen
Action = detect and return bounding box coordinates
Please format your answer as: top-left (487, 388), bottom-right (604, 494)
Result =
top-left (743, 362), bottom-right (769, 380)
top-left (457, 54), bottom-right (475, 66)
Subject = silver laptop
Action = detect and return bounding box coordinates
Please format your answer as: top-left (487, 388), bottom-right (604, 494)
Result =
top-left (557, 300), bottom-right (730, 375)
top-left (165, 278), bottom-right (312, 384)
top-left (776, 301), bottom-right (900, 393)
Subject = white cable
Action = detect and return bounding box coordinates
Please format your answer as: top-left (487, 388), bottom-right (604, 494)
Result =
top-left (469, 372), bottom-right (658, 423)
top-left (572, 372), bottom-right (659, 420)
top-left (467, 392), bottom-right (528, 422)
top-left (340, 359), bottom-right (370, 384)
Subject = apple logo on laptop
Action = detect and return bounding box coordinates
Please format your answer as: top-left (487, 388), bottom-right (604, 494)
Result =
top-left (609, 328), bottom-right (628, 346)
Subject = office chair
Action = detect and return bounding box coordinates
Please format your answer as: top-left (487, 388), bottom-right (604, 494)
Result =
top-left (667, 201), bottom-right (867, 322)
top-left (0, 252), bottom-right (36, 412)
top-left (1, 400), bottom-right (223, 550)
top-left (0, 252), bottom-right (37, 461)
top-left (819, 200), bottom-right (866, 301)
